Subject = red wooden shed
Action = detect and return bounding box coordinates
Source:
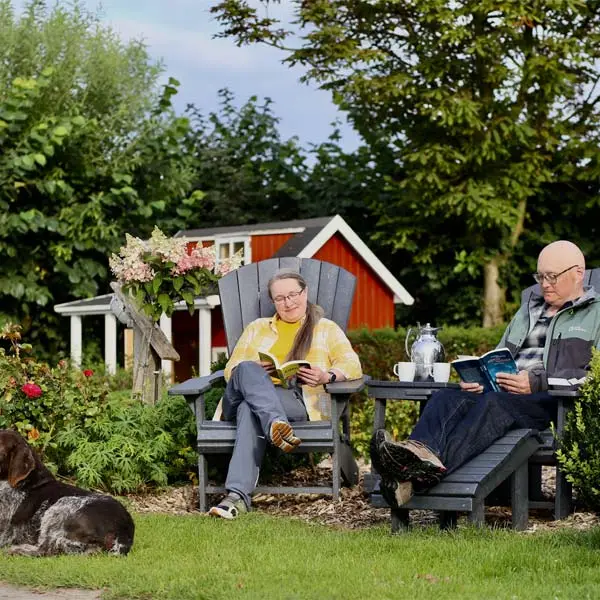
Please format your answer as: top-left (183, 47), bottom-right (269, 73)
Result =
top-left (170, 215), bottom-right (413, 381)
top-left (54, 215), bottom-right (413, 382)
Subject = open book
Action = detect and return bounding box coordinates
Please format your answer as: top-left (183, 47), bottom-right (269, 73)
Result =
top-left (258, 351), bottom-right (310, 389)
top-left (451, 347), bottom-right (518, 393)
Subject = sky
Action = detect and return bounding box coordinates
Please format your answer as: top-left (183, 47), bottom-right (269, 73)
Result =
top-left (21, 0), bottom-right (361, 151)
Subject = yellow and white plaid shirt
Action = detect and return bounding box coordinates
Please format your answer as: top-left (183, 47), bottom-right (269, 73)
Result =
top-left (224, 315), bottom-right (362, 421)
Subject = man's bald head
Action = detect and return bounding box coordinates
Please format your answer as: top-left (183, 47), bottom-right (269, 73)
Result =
top-left (538, 241), bottom-right (585, 272)
top-left (537, 240), bottom-right (585, 309)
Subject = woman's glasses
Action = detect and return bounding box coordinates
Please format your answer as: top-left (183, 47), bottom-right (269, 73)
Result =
top-left (273, 289), bottom-right (305, 305)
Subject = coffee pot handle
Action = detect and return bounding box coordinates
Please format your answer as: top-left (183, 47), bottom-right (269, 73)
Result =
top-left (405, 327), bottom-right (413, 360)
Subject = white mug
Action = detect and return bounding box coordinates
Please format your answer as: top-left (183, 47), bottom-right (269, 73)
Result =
top-left (393, 362), bottom-right (416, 382)
top-left (433, 362), bottom-right (451, 383)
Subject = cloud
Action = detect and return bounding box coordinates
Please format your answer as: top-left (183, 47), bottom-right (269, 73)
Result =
top-left (107, 18), bottom-right (276, 72)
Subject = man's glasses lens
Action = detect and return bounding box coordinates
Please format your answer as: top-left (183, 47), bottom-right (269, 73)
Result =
top-left (533, 264), bottom-right (579, 285)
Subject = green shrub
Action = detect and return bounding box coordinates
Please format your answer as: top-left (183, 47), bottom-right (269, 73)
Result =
top-left (56, 393), bottom-right (197, 493)
top-left (556, 349), bottom-right (600, 511)
top-left (0, 323), bottom-right (197, 492)
top-left (347, 325), bottom-right (505, 458)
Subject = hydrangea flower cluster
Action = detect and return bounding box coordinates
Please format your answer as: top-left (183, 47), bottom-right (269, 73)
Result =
top-left (110, 227), bottom-right (242, 321)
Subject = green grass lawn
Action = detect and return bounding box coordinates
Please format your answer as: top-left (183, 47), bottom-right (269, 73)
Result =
top-left (2, 513), bottom-right (600, 599)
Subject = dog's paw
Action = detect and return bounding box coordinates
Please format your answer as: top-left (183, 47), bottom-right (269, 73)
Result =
top-left (6, 544), bottom-right (42, 557)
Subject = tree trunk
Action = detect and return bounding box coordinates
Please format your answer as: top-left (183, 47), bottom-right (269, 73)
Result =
top-left (481, 199), bottom-right (528, 327)
top-left (482, 257), bottom-right (504, 327)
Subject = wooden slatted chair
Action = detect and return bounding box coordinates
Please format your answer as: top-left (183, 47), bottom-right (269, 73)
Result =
top-left (520, 267), bottom-right (599, 518)
top-left (367, 268), bottom-right (600, 530)
top-left (168, 257), bottom-right (365, 512)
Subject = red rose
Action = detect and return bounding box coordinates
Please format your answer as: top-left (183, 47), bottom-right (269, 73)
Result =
top-left (83, 369), bottom-right (94, 377)
top-left (21, 382), bottom-right (42, 398)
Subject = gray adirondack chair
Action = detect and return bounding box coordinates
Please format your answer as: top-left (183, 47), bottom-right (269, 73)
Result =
top-left (522, 267), bottom-right (600, 517)
top-left (168, 257), bottom-right (365, 512)
top-left (367, 267), bottom-right (600, 531)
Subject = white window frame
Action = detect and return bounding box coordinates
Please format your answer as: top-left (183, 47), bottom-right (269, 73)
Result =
top-left (214, 237), bottom-right (251, 265)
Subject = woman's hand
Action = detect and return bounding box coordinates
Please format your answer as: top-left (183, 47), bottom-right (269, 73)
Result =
top-left (460, 381), bottom-right (484, 394)
top-left (297, 366), bottom-right (330, 387)
top-left (257, 360), bottom-right (276, 375)
top-left (496, 371), bottom-right (531, 395)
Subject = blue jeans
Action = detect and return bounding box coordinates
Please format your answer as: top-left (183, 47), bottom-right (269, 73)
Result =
top-left (222, 361), bottom-right (308, 507)
top-left (409, 388), bottom-right (556, 474)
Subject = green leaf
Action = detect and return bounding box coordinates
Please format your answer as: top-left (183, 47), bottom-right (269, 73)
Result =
top-left (52, 125), bottom-right (69, 137)
top-left (21, 155), bottom-right (35, 169)
top-left (33, 153), bottom-right (47, 166)
top-left (158, 293), bottom-right (171, 313)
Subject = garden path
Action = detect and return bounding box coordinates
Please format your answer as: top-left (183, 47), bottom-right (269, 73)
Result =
top-left (0, 582), bottom-right (100, 600)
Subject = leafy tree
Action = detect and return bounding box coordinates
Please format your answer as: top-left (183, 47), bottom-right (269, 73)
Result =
top-left (210, 0), bottom-right (600, 325)
top-left (183, 89), bottom-right (310, 226)
top-left (0, 1), bottom-right (200, 355)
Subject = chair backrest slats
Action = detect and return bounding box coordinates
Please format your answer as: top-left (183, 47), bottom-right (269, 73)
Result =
top-left (315, 261), bottom-right (340, 318)
top-left (218, 258), bottom-right (356, 355)
top-left (331, 268), bottom-right (357, 331)
top-left (219, 272), bottom-right (246, 354)
top-left (299, 259), bottom-right (321, 302)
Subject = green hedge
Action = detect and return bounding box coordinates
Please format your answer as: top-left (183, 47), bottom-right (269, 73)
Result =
top-left (556, 349), bottom-right (600, 511)
top-left (347, 325), bottom-right (505, 458)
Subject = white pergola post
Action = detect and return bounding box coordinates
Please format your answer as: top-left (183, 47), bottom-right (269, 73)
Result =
top-left (198, 306), bottom-right (212, 376)
top-left (70, 315), bottom-right (82, 368)
top-left (159, 313), bottom-right (173, 380)
top-left (104, 313), bottom-right (118, 375)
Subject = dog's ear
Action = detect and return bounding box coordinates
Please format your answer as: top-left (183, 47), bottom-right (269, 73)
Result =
top-left (8, 441), bottom-right (35, 488)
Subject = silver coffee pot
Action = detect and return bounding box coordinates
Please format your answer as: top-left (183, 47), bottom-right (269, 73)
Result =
top-left (405, 323), bottom-right (445, 381)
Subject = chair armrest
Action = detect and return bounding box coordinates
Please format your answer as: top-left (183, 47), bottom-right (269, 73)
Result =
top-left (325, 375), bottom-right (369, 395)
top-left (168, 370), bottom-right (225, 397)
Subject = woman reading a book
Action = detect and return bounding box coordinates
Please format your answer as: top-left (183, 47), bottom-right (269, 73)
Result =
top-left (370, 240), bottom-right (600, 509)
top-left (209, 269), bottom-right (362, 519)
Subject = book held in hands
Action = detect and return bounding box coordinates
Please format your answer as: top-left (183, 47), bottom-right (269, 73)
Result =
top-left (451, 347), bottom-right (518, 393)
top-left (258, 351), bottom-right (310, 388)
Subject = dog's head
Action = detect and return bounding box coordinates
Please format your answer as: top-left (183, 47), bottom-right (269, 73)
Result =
top-left (0, 429), bottom-right (36, 488)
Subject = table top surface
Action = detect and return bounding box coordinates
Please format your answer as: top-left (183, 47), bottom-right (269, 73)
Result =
top-left (367, 380), bottom-right (460, 389)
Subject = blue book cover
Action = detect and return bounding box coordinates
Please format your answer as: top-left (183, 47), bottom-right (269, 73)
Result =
top-left (451, 347), bottom-right (518, 393)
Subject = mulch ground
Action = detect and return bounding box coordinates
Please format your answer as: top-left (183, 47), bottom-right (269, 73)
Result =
top-left (126, 463), bottom-right (600, 533)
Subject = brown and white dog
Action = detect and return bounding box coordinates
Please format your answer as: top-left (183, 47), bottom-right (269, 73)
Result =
top-left (0, 429), bottom-right (134, 556)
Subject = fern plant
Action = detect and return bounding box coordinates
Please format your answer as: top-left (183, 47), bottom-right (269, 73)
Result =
top-left (55, 394), bottom-right (197, 493)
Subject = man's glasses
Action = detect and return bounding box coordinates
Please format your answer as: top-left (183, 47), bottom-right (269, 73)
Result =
top-left (533, 264), bottom-right (579, 285)
top-left (272, 289), bottom-right (305, 305)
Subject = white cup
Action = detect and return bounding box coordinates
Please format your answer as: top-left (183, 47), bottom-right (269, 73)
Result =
top-left (393, 362), bottom-right (416, 382)
top-left (433, 362), bottom-right (451, 383)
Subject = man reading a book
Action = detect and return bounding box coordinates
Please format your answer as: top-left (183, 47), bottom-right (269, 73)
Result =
top-left (371, 240), bottom-right (600, 508)
top-left (209, 269), bottom-right (362, 519)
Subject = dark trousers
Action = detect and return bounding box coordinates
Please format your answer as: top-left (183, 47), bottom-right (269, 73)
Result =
top-left (222, 361), bottom-right (308, 507)
top-left (409, 388), bottom-right (556, 473)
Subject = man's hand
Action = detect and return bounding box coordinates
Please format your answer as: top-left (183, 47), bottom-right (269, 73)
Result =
top-left (495, 371), bottom-right (532, 395)
top-left (460, 381), bottom-right (484, 394)
top-left (297, 366), bottom-right (330, 387)
top-left (258, 360), bottom-right (276, 375)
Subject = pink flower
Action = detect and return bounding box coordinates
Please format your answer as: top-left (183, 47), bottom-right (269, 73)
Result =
top-left (83, 369), bottom-right (94, 377)
top-left (172, 246), bottom-right (216, 275)
top-left (21, 382), bottom-right (42, 399)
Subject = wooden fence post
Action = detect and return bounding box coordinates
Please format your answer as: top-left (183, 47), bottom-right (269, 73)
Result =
top-left (110, 282), bottom-right (180, 404)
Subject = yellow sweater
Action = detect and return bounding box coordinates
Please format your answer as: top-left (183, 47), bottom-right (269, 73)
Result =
top-left (224, 315), bottom-right (362, 421)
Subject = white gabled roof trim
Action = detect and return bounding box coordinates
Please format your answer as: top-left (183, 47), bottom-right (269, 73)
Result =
top-left (297, 215), bottom-right (414, 305)
top-left (54, 294), bottom-right (221, 317)
top-left (182, 227), bottom-right (305, 242)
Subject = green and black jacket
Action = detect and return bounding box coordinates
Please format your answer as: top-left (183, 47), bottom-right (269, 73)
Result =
top-left (497, 286), bottom-right (600, 393)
